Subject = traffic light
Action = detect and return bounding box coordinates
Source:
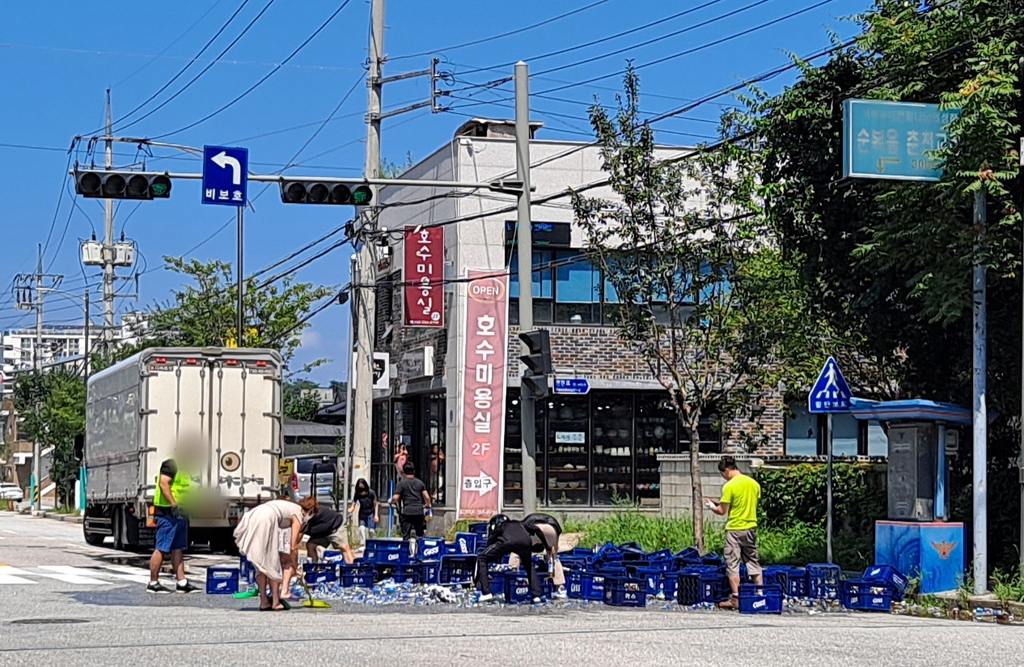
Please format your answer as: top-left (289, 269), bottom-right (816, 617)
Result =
top-left (74, 170), bottom-right (172, 200)
top-left (279, 180), bottom-right (373, 206)
top-left (519, 329), bottom-right (552, 400)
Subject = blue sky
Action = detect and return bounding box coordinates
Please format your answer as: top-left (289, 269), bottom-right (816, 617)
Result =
top-left (0, 0), bottom-right (872, 384)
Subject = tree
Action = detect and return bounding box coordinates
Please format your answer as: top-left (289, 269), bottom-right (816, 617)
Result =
top-left (574, 70), bottom-right (791, 552)
top-left (96, 257), bottom-right (335, 369)
top-left (12, 369), bottom-right (85, 508)
top-left (284, 380), bottom-right (323, 422)
top-left (381, 152), bottom-right (415, 178)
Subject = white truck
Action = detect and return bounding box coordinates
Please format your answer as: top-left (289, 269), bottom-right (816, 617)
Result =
top-left (83, 347), bottom-right (283, 551)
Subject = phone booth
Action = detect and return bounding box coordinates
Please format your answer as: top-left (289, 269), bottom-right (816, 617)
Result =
top-left (850, 399), bottom-right (967, 594)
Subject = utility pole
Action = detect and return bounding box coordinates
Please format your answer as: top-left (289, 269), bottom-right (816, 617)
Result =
top-left (973, 189), bottom-right (988, 595)
top-left (515, 62), bottom-right (537, 515)
top-left (33, 245), bottom-right (44, 513)
top-left (351, 0), bottom-right (385, 489)
top-left (1017, 53), bottom-right (1024, 575)
top-left (102, 89), bottom-right (115, 347)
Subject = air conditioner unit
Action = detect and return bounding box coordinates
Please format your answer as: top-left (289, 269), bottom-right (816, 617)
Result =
top-left (81, 240), bottom-right (104, 266)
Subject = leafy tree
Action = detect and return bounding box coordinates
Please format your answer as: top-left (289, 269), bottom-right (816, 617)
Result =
top-left (96, 257), bottom-right (335, 369)
top-left (574, 70), bottom-right (803, 552)
top-left (381, 152), bottom-right (415, 178)
top-left (12, 369), bottom-right (85, 507)
top-left (284, 379), bottom-right (323, 422)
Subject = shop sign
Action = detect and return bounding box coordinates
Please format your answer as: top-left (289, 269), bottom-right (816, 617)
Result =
top-left (457, 269), bottom-right (509, 519)
top-left (401, 346), bottom-right (434, 379)
top-left (555, 432), bottom-right (585, 444)
top-left (403, 225), bottom-right (444, 327)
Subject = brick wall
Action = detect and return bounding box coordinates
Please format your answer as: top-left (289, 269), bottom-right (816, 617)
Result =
top-left (659, 454), bottom-right (759, 518)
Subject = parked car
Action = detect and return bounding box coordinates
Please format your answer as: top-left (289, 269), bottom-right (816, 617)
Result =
top-left (285, 454), bottom-right (340, 509)
top-left (0, 482), bottom-right (25, 502)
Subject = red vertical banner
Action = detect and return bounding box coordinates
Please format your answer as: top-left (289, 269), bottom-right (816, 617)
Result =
top-left (457, 270), bottom-right (509, 519)
top-left (403, 226), bottom-right (444, 327)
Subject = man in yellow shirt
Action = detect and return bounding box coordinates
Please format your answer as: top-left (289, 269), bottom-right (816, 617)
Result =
top-left (707, 456), bottom-right (762, 607)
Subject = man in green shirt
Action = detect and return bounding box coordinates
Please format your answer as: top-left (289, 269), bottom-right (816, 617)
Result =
top-left (707, 456), bottom-right (762, 607)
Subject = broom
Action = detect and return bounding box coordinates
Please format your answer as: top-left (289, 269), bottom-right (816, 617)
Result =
top-left (298, 576), bottom-right (331, 608)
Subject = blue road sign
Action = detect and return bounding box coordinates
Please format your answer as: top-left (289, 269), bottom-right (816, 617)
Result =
top-left (202, 145), bottom-right (248, 206)
top-left (808, 357), bottom-right (852, 413)
top-left (842, 99), bottom-right (960, 182)
top-left (554, 378), bottom-right (590, 395)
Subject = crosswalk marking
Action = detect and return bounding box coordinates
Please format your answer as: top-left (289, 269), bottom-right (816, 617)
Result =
top-left (97, 565), bottom-right (154, 584)
top-left (0, 566), bottom-right (38, 585)
top-left (35, 566), bottom-right (110, 584)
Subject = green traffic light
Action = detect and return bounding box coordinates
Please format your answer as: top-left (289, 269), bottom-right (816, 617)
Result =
top-left (352, 185), bottom-right (372, 205)
top-left (151, 182), bottom-right (169, 197)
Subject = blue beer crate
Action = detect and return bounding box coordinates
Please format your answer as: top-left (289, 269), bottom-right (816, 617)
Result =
top-left (701, 553), bottom-right (725, 568)
top-left (603, 577), bottom-right (647, 608)
top-left (417, 537), bottom-right (445, 561)
top-left (620, 546), bottom-right (648, 562)
top-left (340, 569), bottom-right (374, 587)
top-left (567, 571), bottom-right (607, 601)
top-left (419, 560), bottom-right (440, 584)
top-left (206, 566), bottom-right (239, 594)
top-left (373, 564), bottom-right (420, 584)
top-left (841, 580), bottom-right (894, 612)
top-left (786, 567), bottom-right (808, 597)
top-left (445, 533), bottom-right (479, 555)
top-left (596, 565), bottom-right (629, 578)
top-left (861, 565), bottom-right (908, 601)
top-left (662, 572), bottom-right (680, 600)
top-left (806, 563), bottom-right (841, 600)
top-left (504, 573), bottom-right (535, 604)
top-left (559, 556), bottom-right (589, 572)
top-left (238, 556), bottom-right (256, 585)
top-left (637, 567), bottom-right (664, 597)
top-left (365, 539), bottom-right (412, 565)
top-left (738, 584), bottom-right (783, 614)
top-left (677, 569), bottom-right (729, 605)
top-left (303, 562), bottom-right (338, 585)
top-left (322, 550), bottom-right (346, 562)
top-left (468, 522), bottom-right (489, 537)
top-left (763, 566), bottom-right (790, 592)
top-left (438, 555), bottom-right (477, 586)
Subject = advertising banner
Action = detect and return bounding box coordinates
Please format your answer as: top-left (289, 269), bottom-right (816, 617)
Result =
top-left (403, 226), bottom-right (444, 327)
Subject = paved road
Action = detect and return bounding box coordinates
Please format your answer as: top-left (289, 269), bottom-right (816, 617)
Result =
top-left (1, 512), bottom-right (1022, 667)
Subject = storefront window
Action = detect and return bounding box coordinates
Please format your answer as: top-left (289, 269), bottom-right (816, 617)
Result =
top-left (785, 404), bottom-right (818, 456)
top-left (635, 395), bottom-right (678, 505)
top-left (545, 395), bottom-right (589, 507)
top-left (592, 394), bottom-right (635, 505)
top-left (503, 391), bottom-right (543, 508)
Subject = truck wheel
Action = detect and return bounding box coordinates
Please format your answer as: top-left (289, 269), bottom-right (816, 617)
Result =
top-left (83, 524), bottom-right (105, 546)
top-left (112, 508), bottom-right (125, 551)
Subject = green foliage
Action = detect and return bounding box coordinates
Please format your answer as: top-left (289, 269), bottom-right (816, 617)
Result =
top-left (991, 568), bottom-right (1024, 603)
top-left (284, 380), bottom-right (322, 422)
top-left (12, 369), bottom-right (85, 507)
top-left (381, 152), bottom-right (415, 178)
top-left (754, 463), bottom-right (887, 533)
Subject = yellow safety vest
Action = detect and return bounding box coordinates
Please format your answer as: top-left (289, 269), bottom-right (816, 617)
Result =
top-left (154, 461), bottom-right (192, 507)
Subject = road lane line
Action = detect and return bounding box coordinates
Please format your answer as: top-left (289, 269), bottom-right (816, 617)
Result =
top-left (97, 565), bottom-right (154, 583)
top-left (0, 566), bottom-right (38, 585)
top-left (34, 566), bottom-right (110, 585)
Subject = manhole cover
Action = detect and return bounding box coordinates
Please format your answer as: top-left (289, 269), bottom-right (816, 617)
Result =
top-left (10, 618), bottom-right (90, 625)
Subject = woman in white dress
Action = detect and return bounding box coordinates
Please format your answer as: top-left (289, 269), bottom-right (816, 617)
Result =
top-left (234, 497), bottom-right (310, 611)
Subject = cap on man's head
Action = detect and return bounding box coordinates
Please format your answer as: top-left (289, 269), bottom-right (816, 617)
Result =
top-left (403, 461), bottom-right (415, 475)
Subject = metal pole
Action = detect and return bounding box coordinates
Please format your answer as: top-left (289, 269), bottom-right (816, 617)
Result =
top-left (103, 90), bottom-right (115, 348)
top-left (237, 206), bottom-right (244, 346)
top-left (343, 254), bottom-right (357, 527)
top-left (81, 290), bottom-right (90, 513)
top-left (826, 412), bottom-right (833, 564)
top-left (973, 188), bottom-right (988, 595)
top-left (351, 0), bottom-right (384, 493)
top-left (1017, 54), bottom-right (1024, 576)
top-left (32, 245), bottom-right (43, 513)
top-left (515, 61), bottom-right (538, 516)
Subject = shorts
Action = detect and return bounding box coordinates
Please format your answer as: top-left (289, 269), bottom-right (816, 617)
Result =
top-left (308, 526), bottom-right (347, 548)
top-left (359, 515), bottom-right (377, 530)
top-left (155, 515), bottom-right (188, 554)
top-left (724, 529), bottom-right (761, 577)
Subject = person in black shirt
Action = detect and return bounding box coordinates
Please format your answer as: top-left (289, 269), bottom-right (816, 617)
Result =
top-left (475, 514), bottom-right (542, 603)
top-left (348, 478), bottom-right (379, 546)
top-left (523, 513), bottom-right (566, 599)
top-left (391, 462), bottom-right (431, 552)
top-left (298, 497), bottom-right (354, 564)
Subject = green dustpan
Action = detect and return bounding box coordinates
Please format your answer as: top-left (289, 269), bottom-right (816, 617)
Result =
top-left (233, 587), bottom-right (259, 599)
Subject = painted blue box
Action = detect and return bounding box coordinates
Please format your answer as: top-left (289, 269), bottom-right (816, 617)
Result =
top-left (875, 521), bottom-right (964, 594)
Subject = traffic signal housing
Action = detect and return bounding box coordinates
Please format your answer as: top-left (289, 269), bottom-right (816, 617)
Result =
top-left (74, 170), bottom-right (171, 200)
top-left (279, 180), bottom-right (373, 206)
top-left (519, 329), bottom-right (552, 400)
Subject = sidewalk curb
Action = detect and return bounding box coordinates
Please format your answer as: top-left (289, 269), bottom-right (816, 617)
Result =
top-left (40, 511), bottom-right (84, 524)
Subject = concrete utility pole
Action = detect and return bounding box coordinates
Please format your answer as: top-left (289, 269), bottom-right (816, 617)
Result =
top-left (351, 0), bottom-right (385, 487)
top-left (33, 245), bottom-right (44, 513)
top-left (515, 62), bottom-right (538, 515)
top-left (102, 90), bottom-right (115, 346)
top-left (973, 189), bottom-right (988, 595)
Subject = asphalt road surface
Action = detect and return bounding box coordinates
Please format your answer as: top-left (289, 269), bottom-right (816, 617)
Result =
top-left (1, 512), bottom-right (1022, 667)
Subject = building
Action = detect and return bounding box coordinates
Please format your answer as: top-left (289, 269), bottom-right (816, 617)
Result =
top-left (369, 118), bottom-right (883, 520)
top-left (1, 325), bottom-right (102, 380)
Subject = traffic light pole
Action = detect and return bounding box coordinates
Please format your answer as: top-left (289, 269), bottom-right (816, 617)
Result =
top-left (514, 61), bottom-right (538, 516)
top-left (103, 90), bottom-right (115, 349)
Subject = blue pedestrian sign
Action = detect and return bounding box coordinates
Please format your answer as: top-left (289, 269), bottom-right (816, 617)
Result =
top-left (554, 378), bottom-right (590, 395)
top-left (202, 145), bottom-right (248, 206)
top-left (808, 357), bottom-right (852, 413)
top-left (842, 99), bottom-right (960, 182)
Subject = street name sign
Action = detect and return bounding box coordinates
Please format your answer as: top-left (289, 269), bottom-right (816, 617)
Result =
top-left (554, 378), bottom-right (590, 395)
top-left (202, 145), bottom-right (248, 206)
top-left (842, 99), bottom-right (960, 182)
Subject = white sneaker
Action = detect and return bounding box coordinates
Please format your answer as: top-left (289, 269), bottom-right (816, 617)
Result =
top-left (476, 593), bottom-right (494, 603)
top-left (532, 597), bottom-right (543, 604)
top-left (552, 587), bottom-right (568, 600)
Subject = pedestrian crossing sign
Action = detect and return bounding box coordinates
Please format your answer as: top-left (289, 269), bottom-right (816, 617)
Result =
top-left (808, 356), bottom-right (852, 413)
